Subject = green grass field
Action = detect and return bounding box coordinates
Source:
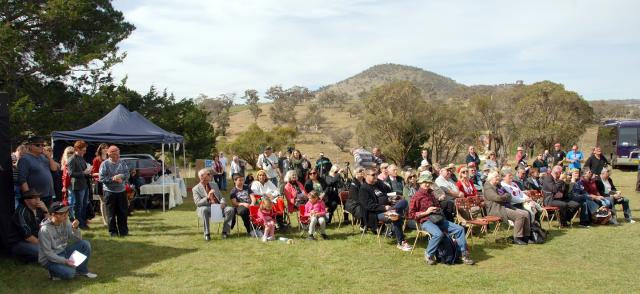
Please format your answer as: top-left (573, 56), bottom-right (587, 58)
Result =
top-left (2, 169), bottom-right (640, 293)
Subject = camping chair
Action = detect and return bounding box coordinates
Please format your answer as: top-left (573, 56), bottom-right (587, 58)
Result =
top-left (249, 205), bottom-right (264, 239)
top-left (297, 205), bottom-right (310, 237)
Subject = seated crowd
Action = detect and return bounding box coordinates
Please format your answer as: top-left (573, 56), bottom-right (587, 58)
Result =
top-left (8, 141), bottom-right (636, 276)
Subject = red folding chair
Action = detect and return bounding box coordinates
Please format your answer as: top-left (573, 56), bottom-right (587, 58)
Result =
top-left (249, 205), bottom-right (264, 239)
top-left (297, 204), bottom-right (310, 236)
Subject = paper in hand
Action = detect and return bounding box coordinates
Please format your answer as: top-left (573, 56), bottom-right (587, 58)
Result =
top-left (70, 250), bottom-right (87, 267)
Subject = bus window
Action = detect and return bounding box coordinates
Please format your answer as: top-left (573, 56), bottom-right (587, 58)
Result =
top-left (619, 127), bottom-right (639, 147)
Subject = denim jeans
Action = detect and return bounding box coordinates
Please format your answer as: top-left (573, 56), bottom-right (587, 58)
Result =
top-left (609, 196), bottom-right (632, 221)
top-left (376, 199), bottom-right (408, 245)
top-left (220, 172), bottom-right (227, 190)
top-left (69, 188), bottom-right (88, 227)
top-left (421, 220), bottom-right (467, 257)
top-left (45, 240), bottom-right (92, 279)
top-left (10, 241), bottom-right (39, 263)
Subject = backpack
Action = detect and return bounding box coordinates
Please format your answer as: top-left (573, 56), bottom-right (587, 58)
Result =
top-left (530, 221), bottom-right (546, 244)
top-left (436, 234), bottom-right (459, 265)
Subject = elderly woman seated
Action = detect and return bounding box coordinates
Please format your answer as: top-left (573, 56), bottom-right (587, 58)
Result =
top-left (283, 170), bottom-right (308, 210)
top-left (595, 169), bottom-right (635, 224)
top-left (251, 170), bottom-right (286, 229)
top-left (500, 167), bottom-right (542, 221)
top-left (483, 171), bottom-right (532, 245)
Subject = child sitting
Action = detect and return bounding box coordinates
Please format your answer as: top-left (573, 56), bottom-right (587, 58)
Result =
top-left (258, 199), bottom-right (276, 242)
top-left (304, 191), bottom-right (328, 240)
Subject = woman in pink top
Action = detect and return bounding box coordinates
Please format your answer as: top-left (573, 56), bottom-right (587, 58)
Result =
top-left (304, 191), bottom-right (328, 240)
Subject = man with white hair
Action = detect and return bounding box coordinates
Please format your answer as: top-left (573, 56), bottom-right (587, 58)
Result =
top-left (193, 168), bottom-right (235, 241)
top-left (541, 165), bottom-right (580, 227)
top-left (434, 168), bottom-right (462, 221)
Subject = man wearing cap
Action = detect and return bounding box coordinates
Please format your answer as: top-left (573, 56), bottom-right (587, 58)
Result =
top-left (256, 146), bottom-right (280, 186)
top-left (8, 190), bottom-right (48, 262)
top-left (18, 136), bottom-right (59, 207)
top-left (39, 202), bottom-right (96, 280)
top-left (99, 145), bottom-right (130, 237)
top-left (465, 146), bottom-right (481, 168)
top-left (553, 143), bottom-right (566, 167)
top-left (409, 173), bottom-right (474, 265)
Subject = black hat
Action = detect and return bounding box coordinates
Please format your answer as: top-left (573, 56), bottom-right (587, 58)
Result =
top-left (26, 136), bottom-right (46, 145)
top-left (49, 202), bottom-right (70, 214)
top-left (22, 190), bottom-right (42, 199)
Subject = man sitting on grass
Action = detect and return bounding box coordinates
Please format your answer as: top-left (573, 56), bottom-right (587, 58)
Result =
top-left (38, 202), bottom-right (96, 280)
top-left (9, 190), bottom-right (48, 263)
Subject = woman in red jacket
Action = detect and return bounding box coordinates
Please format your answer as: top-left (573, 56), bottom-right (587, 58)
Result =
top-left (92, 143), bottom-right (109, 225)
top-left (455, 166), bottom-right (477, 198)
top-left (61, 147), bottom-right (75, 206)
top-left (283, 170), bottom-right (307, 212)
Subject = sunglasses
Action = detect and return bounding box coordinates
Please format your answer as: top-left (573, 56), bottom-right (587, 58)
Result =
top-left (309, 172), bottom-right (317, 175)
top-left (366, 173), bottom-right (376, 176)
top-left (33, 144), bottom-right (44, 147)
top-left (460, 171), bottom-right (467, 174)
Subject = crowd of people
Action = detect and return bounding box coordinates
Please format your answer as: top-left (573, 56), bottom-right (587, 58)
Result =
top-left (192, 143), bottom-right (635, 267)
top-left (9, 137), bottom-right (136, 280)
top-left (7, 137), bottom-right (637, 276)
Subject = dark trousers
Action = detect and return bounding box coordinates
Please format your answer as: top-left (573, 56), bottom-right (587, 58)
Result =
top-left (105, 190), bottom-right (128, 235)
top-left (236, 205), bottom-right (252, 233)
top-left (545, 198), bottom-right (580, 225)
top-left (325, 199), bottom-right (339, 224)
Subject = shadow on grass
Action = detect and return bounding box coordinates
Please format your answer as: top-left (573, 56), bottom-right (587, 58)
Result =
top-left (0, 238), bottom-right (197, 292)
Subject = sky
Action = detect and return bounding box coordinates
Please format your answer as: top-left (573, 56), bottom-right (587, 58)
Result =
top-left (110, 0), bottom-right (640, 101)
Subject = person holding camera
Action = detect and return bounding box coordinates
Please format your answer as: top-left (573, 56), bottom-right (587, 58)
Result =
top-left (256, 146), bottom-right (280, 186)
top-left (409, 173), bottom-right (474, 265)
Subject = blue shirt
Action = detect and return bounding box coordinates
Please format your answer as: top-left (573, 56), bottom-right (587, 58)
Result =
top-left (17, 153), bottom-right (54, 198)
top-left (566, 150), bottom-right (584, 169)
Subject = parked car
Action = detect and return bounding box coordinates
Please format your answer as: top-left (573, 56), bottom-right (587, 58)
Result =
top-left (121, 154), bottom-right (156, 160)
top-left (120, 157), bottom-right (162, 183)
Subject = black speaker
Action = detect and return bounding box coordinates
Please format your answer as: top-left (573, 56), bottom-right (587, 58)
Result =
top-left (0, 91), bottom-right (14, 252)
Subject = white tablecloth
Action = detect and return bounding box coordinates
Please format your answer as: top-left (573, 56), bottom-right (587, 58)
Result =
top-left (140, 177), bottom-right (187, 209)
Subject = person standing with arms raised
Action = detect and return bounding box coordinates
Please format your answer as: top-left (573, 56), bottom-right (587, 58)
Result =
top-left (99, 146), bottom-right (129, 237)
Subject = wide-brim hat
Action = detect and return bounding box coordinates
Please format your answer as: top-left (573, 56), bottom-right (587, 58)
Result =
top-left (49, 202), bottom-right (70, 213)
top-left (417, 173), bottom-right (434, 184)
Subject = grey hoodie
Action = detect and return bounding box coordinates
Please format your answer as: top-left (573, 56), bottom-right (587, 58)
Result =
top-left (38, 218), bottom-right (82, 266)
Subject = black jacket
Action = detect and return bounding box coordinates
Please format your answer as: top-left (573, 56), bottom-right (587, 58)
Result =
top-left (304, 178), bottom-right (327, 195)
top-left (346, 179), bottom-right (362, 218)
top-left (358, 180), bottom-right (391, 230)
top-left (67, 155), bottom-right (88, 191)
top-left (465, 153), bottom-right (481, 167)
top-left (10, 205), bottom-right (46, 245)
top-left (596, 177), bottom-right (617, 197)
top-left (541, 174), bottom-right (567, 204)
top-left (585, 155), bottom-right (610, 175)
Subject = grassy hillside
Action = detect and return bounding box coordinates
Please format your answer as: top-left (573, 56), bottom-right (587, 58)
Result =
top-left (317, 63), bottom-right (465, 99)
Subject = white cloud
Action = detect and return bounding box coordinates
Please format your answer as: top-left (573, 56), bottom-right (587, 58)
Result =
top-left (111, 0), bottom-right (640, 100)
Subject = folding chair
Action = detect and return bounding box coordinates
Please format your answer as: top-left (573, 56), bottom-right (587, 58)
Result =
top-left (337, 191), bottom-right (358, 231)
top-left (455, 198), bottom-right (497, 249)
top-left (249, 205), bottom-right (264, 239)
top-left (531, 191), bottom-right (561, 230)
top-left (410, 220), bottom-right (432, 255)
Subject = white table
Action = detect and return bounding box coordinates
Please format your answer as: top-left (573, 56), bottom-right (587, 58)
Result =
top-left (140, 181), bottom-right (184, 209)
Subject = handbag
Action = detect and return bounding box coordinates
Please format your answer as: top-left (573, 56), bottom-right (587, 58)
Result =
top-left (428, 211), bottom-right (445, 225)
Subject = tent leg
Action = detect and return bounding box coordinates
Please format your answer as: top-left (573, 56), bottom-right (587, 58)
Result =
top-left (183, 143), bottom-right (186, 178)
top-left (162, 143), bottom-right (165, 213)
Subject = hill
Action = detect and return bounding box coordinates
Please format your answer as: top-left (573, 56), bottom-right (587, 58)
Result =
top-left (316, 63), bottom-right (466, 99)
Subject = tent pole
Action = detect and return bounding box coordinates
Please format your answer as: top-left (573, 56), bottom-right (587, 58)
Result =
top-left (183, 142), bottom-right (186, 178)
top-left (173, 143), bottom-right (177, 178)
top-left (162, 143), bottom-right (165, 212)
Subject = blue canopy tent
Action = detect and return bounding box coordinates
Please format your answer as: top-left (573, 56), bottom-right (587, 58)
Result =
top-left (52, 104), bottom-right (185, 212)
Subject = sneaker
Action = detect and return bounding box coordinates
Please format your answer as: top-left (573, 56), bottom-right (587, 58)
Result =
top-left (462, 255), bottom-right (475, 265)
top-left (80, 272), bottom-right (98, 279)
top-left (578, 224), bottom-right (591, 228)
top-left (261, 236), bottom-right (267, 242)
top-left (321, 234), bottom-right (329, 240)
top-left (397, 241), bottom-right (412, 252)
top-left (306, 235), bottom-right (316, 241)
top-left (49, 273), bottom-right (61, 281)
top-left (267, 236), bottom-right (275, 241)
top-left (627, 219), bottom-right (636, 224)
top-left (513, 238), bottom-right (528, 245)
top-left (221, 233), bottom-right (228, 239)
top-left (425, 255), bottom-right (437, 265)
top-left (204, 234), bottom-right (211, 241)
